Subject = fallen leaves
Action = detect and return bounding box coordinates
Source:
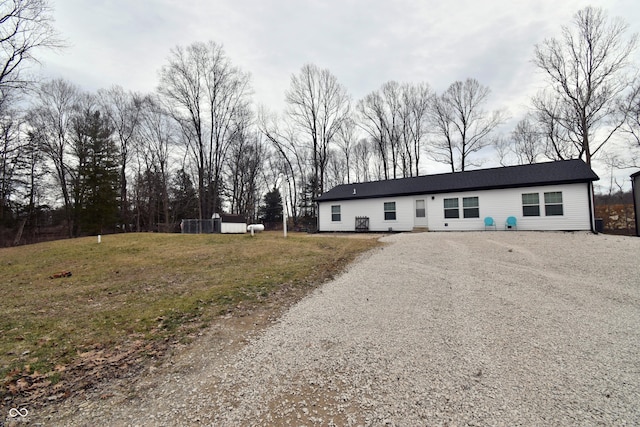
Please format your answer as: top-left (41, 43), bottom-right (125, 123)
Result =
top-left (2, 338), bottom-right (168, 410)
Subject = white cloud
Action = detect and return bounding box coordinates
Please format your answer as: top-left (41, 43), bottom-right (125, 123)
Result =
top-left (37, 0), bottom-right (640, 180)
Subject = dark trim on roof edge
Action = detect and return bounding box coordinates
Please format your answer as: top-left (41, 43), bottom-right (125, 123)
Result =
top-left (316, 179), bottom-right (595, 202)
top-left (315, 159), bottom-right (599, 203)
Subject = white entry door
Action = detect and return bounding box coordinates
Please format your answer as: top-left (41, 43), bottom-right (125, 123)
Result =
top-left (414, 199), bottom-right (428, 227)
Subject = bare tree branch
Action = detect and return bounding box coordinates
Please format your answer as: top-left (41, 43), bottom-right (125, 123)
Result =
top-left (533, 6), bottom-right (638, 165)
top-left (0, 0), bottom-right (64, 93)
top-left (428, 78), bottom-right (504, 172)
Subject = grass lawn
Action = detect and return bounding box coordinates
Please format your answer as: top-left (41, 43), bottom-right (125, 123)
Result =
top-left (0, 231), bottom-right (380, 405)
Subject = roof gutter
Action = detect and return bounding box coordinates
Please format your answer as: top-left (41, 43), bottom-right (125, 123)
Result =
top-left (316, 179), bottom-right (600, 203)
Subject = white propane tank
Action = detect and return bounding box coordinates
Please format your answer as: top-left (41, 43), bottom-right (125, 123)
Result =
top-left (247, 224), bottom-right (265, 236)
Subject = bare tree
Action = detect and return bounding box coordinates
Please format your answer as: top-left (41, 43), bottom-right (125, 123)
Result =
top-left (494, 116), bottom-right (541, 166)
top-left (258, 108), bottom-right (305, 221)
top-left (98, 86), bottom-right (144, 229)
top-left (621, 81), bottom-right (640, 148)
top-left (617, 78), bottom-right (640, 168)
top-left (531, 91), bottom-right (577, 161)
top-left (27, 78), bottom-right (79, 236)
top-left (285, 64), bottom-right (350, 201)
top-left (158, 41), bottom-right (251, 220)
top-left (136, 95), bottom-right (176, 231)
top-left (533, 6), bottom-right (638, 165)
top-left (0, 102), bottom-right (24, 222)
top-left (512, 116), bottom-right (542, 164)
top-left (401, 82), bottom-right (433, 176)
top-left (352, 138), bottom-right (373, 182)
top-left (0, 0), bottom-right (62, 92)
top-left (334, 116), bottom-right (357, 184)
top-left (325, 149), bottom-right (346, 190)
top-left (19, 128), bottom-right (47, 235)
top-left (358, 82), bottom-right (432, 179)
top-left (429, 78), bottom-right (504, 172)
top-left (357, 81), bottom-right (411, 179)
top-left (225, 104), bottom-right (265, 220)
top-left (357, 90), bottom-right (390, 179)
top-left (493, 135), bottom-right (511, 167)
top-left (379, 82), bottom-right (403, 178)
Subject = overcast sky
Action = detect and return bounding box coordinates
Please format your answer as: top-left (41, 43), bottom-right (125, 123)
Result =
top-left (38, 0), bottom-right (640, 188)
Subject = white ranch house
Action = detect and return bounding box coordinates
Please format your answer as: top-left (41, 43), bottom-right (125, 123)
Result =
top-left (316, 159), bottom-right (599, 233)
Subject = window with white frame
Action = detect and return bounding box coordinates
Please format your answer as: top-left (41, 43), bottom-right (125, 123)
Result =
top-left (331, 205), bottom-right (341, 221)
top-left (444, 198), bottom-right (459, 218)
top-left (522, 193), bottom-right (540, 216)
top-left (415, 199), bottom-right (426, 218)
top-left (544, 191), bottom-right (563, 216)
top-left (384, 202), bottom-right (396, 220)
top-left (463, 197), bottom-right (479, 218)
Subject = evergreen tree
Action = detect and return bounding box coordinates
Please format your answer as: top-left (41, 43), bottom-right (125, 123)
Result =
top-left (72, 110), bottom-right (119, 235)
top-left (258, 187), bottom-right (283, 223)
top-left (169, 169), bottom-right (199, 223)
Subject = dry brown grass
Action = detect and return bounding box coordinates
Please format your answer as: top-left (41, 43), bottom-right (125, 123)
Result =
top-left (0, 231), bottom-right (380, 405)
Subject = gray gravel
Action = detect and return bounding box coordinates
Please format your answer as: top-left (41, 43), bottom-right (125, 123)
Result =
top-left (26, 231), bottom-right (640, 426)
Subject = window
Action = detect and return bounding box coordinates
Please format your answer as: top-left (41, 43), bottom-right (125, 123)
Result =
top-left (384, 202), bottom-right (396, 221)
top-left (415, 199), bottom-right (425, 218)
top-left (463, 197), bottom-right (479, 218)
top-left (384, 202), bottom-right (396, 220)
top-left (331, 205), bottom-right (341, 222)
top-left (444, 198), bottom-right (459, 218)
top-left (544, 191), bottom-right (563, 216)
top-left (522, 193), bottom-right (540, 216)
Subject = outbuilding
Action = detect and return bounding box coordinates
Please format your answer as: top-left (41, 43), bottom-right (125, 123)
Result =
top-left (181, 214), bottom-right (247, 234)
top-left (316, 159), bottom-right (599, 232)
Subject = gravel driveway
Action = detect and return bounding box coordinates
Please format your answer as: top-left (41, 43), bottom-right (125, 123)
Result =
top-left (30, 231), bottom-right (640, 426)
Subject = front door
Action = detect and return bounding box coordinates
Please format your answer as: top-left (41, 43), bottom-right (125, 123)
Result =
top-left (414, 199), bottom-right (428, 227)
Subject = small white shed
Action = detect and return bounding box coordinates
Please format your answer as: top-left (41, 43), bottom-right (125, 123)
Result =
top-left (213, 214), bottom-right (247, 234)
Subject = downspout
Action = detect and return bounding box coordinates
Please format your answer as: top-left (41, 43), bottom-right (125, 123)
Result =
top-left (632, 176), bottom-right (639, 237)
top-left (588, 181), bottom-right (596, 234)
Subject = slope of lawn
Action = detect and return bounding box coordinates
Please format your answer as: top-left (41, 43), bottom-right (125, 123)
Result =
top-left (0, 231), bottom-right (380, 405)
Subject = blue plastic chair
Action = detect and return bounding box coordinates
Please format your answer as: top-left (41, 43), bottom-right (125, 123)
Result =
top-left (505, 216), bottom-right (517, 230)
top-left (484, 216), bottom-right (496, 230)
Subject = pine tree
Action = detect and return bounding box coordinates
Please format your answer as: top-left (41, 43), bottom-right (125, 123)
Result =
top-left (258, 187), bottom-right (283, 223)
top-left (72, 110), bottom-right (119, 235)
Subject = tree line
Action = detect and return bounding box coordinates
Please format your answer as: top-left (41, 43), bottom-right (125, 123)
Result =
top-left (1, 1), bottom-right (640, 242)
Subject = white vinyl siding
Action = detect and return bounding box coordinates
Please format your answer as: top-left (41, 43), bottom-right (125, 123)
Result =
top-left (425, 184), bottom-right (589, 231)
top-left (318, 183), bottom-right (592, 232)
top-left (318, 197), bottom-right (415, 232)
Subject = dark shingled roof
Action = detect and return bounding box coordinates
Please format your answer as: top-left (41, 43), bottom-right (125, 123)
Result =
top-left (316, 159), bottom-right (599, 202)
